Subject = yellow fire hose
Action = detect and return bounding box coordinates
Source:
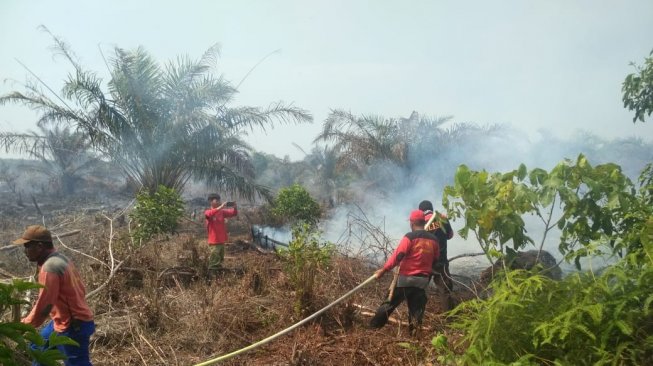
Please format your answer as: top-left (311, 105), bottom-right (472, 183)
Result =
top-left (193, 275), bottom-right (377, 365)
top-left (193, 211), bottom-right (439, 365)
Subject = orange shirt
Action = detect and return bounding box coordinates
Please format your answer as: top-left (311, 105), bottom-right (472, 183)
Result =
top-left (22, 251), bottom-right (93, 332)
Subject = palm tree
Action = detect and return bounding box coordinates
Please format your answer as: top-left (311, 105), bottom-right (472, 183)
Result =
top-left (314, 109), bottom-right (506, 192)
top-left (1, 30), bottom-right (311, 199)
top-left (293, 144), bottom-right (341, 205)
top-left (314, 110), bottom-right (409, 173)
top-left (0, 125), bottom-right (99, 195)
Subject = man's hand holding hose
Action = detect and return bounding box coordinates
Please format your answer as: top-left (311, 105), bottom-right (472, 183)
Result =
top-left (374, 268), bottom-right (386, 279)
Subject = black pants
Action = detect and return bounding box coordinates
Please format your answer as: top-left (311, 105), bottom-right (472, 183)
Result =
top-left (370, 286), bottom-right (427, 333)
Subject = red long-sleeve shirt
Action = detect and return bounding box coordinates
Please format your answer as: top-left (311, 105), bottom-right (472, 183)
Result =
top-left (205, 206), bottom-right (238, 245)
top-left (383, 230), bottom-right (440, 276)
top-left (23, 251), bottom-right (93, 332)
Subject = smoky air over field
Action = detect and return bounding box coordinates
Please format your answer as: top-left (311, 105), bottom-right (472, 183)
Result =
top-left (2, 2), bottom-right (653, 365)
top-left (315, 122), bottom-right (652, 267)
top-left (1, 1), bottom-right (652, 264)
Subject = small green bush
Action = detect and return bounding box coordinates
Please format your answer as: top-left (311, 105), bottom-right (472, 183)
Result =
top-left (279, 223), bottom-right (334, 317)
top-left (272, 184), bottom-right (321, 226)
top-left (130, 185), bottom-right (184, 245)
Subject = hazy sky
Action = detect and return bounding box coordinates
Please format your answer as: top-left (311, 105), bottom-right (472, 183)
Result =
top-left (1, 0), bottom-right (652, 160)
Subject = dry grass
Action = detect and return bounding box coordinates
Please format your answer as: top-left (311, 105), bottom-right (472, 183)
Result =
top-left (1, 204), bottom-right (471, 365)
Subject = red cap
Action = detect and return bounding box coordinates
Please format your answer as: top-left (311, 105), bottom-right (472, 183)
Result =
top-left (409, 209), bottom-right (425, 222)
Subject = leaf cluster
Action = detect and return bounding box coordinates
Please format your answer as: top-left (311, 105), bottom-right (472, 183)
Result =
top-left (623, 49), bottom-right (653, 123)
top-left (130, 185), bottom-right (184, 245)
top-left (444, 155), bottom-right (640, 268)
top-left (444, 248), bottom-right (653, 365)
top-left (0, 280), bottom-right (76, 366)
top-left (271, 184), bottom-right (321, 226)
top-left (0, 125), bottom-right (99, 195)
top-left (433, 163), bottom-right (653, 365)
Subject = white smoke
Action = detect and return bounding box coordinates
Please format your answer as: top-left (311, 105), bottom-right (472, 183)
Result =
top-left (316, 123), bottom-right (652, 272)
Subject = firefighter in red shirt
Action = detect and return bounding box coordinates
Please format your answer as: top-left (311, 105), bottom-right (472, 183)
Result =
top-left (205, 193), bottom-right (238, 278)
top-left (370, 210), bottom-right (439, 335)
top-left (14, 225), bottom-right (95, 366)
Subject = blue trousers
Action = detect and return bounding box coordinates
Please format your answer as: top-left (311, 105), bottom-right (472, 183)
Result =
top-left (32, 319), bottom-right (95, 366)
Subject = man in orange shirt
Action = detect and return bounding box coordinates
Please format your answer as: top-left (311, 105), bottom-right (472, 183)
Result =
top-left (14, 225), bottom-right (94, 366)
top-left (205, 193), bottom-right (238, 278)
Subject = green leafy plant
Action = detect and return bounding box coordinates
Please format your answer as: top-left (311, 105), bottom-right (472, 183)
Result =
top-left (272, 184), bottom-right (321, 226)
top-left (0, 280), bottom-right (76, 366)
top-left (446, 252), bottom-right (653, 365)
top-left (439, 163), bottom-right (653, 365)
top-left (130, 185), bottom-right (184, 245)
top-left (623, 49), bottom-right (653, 123)
top-left (279, 223), bottom-right (334, 317)
top-left (443, 155), bottom-right (638, 268)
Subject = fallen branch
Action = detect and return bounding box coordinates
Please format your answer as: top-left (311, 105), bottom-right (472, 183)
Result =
top-left (86, 214), bottom-right (130, 299)
top-left (1, 229), bottom-right (83, 252)
top-left (357, 349), bottom-right (380, 366)
top-left (131, 342), bottom-right (147, 366)
top-left (449, 252), bottom-right (486, 262)
top-left (351, 303), bottom-right (408, 327)
top-left (54, 230), bottom-right (109, 269)
top-left (182, 216), bottom-right (204, 227)
top-left (139, 333), bottom-right (166, 365)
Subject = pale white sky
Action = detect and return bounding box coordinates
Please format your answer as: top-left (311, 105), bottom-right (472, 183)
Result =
top-left (1, 0), bottom-right (652, 160)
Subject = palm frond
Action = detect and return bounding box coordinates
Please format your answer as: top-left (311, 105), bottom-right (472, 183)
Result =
top-left (0, 132), bottom-right (43, 155)
top-left (218, 102), bottom-right (312, 131)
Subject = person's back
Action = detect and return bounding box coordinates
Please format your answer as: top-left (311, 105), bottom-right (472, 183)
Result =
top-left (24, 251), bottom-right (93, 332)
top-left (419, 200), bottom-right (455, 312)
top-left (370, 210), bottom-right (440, 335)
top-left (393, 229), bottom-right (440, 277)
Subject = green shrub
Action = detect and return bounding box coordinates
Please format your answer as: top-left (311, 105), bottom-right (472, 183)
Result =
top-left (130, 185), bottom-right (184, 245)
top-left (272, 184), bottom-right (321, 226)
top-left (279, 223), bottom-right (334, 317)
top-left (432, 163), bottom-right (653, 365)
top-left (442, 252), bottom-right (653, 365)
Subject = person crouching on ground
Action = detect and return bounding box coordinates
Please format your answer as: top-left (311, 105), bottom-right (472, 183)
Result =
top-left (14, 225), bottom-right (95, 366)
top-left (205, 193), bottom-right (238, 278)
top-left (370, 210), bottom-right (440, 336)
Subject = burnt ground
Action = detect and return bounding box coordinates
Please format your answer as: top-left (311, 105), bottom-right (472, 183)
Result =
top-left (0, 193), bottom-right (476, 366)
